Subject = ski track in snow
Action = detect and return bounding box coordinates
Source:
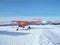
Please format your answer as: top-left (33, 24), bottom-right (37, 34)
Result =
top-left (0, 25), bottom-right (60, 45)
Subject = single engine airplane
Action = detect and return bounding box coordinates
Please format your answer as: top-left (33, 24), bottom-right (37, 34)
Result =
top-left (11, 19), bottom-right (42, 31)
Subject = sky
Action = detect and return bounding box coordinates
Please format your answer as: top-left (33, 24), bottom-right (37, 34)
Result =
top-left (0, 0), bottom-right (60, 20)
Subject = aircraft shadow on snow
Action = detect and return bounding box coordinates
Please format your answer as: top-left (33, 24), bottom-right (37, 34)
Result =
top-left (0, 30), bottom-right (30, 36)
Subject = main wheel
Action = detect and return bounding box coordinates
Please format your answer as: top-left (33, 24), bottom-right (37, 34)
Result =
top-left (28, 26), bottom-right (31, 29)
top-left (16, 26), bottom-right (19, 31)
top-left (16, 29), bottom-right (18, 31)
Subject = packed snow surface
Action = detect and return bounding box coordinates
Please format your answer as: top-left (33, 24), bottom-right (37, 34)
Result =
top-left (0, 25), bottom-right (60, 45)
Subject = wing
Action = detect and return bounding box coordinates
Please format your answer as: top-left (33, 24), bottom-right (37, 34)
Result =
top-left (11, 20), bottom-right (23, 22)
top-left (27, 19), bottom-right (42, 25)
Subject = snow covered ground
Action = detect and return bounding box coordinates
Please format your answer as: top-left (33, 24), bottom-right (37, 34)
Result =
top-left (0, 25), bottom-right (60, 45)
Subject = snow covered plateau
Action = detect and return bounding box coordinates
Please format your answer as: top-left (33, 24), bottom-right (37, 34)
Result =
top-left (0, 25), bottom-right (60, 45)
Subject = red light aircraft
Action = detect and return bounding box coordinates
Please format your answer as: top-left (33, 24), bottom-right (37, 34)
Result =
top-left (11, 19), bottom-right (42, 31)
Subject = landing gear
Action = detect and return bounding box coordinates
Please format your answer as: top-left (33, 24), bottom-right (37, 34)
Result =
top-left (16, 29), bottom-right (18, 31)
top-left (16, 27), bottom-right (25, 31)
top-left (16, 27), bottom-right (19, 31)
top-left (16, 26), bottom-right (31, 31)
top-left (28, 26), bottom-right (31, 29)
